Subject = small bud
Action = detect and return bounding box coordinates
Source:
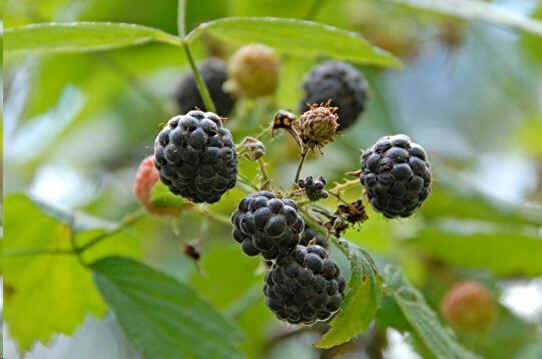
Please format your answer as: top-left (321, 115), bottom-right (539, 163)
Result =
top-left (238, 136), bottom-right (266, 161)
top-left (229, 44), bottom-right (280, 98)
top-left (295, 104), bottom-right (339, 151)
top-left (272, 109), bottom-right (297, 133)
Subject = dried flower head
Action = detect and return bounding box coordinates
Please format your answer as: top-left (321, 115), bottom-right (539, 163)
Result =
top-left (295, 104), bottom-right (339, 151)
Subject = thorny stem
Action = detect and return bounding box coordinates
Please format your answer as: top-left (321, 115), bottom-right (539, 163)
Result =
top-left (183, 42), bottom-right (217, 113)
top-left (329, 179), bottom-right (360, 194)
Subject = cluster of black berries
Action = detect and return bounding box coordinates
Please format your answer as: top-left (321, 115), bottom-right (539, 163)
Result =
top-left (298, 176), bottom-right (328, 201)
top-left (231, 192), bottom-right (345, 325)
top-left (154, 110), bottom-right (238, 204)
top-left (360, 134), bottom-right (431, 218)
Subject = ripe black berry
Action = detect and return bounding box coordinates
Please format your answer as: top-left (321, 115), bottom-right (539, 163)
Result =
top-left (231, 192), bottom-right (304, 260)
top-left (360, 134), bottom-right (431, 218)
top-left (299, 226), bottom-right (328, 248)
top-left (264, 245), bottom-right (346, 324)
top-left (299, 61), bottom-right (369, 131)
top-left (298, 176), bottom-right (328, 201)
top-left (154, 110), bottom-right (238, 204)
top-left (174, 58), bottom-right (236, 116)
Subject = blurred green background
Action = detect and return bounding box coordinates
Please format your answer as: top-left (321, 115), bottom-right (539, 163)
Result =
top-left (2, 0), bottom-right (542, 358)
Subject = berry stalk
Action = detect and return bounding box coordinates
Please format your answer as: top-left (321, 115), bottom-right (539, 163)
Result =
top-left (182, 42), bottom-right (217, 113)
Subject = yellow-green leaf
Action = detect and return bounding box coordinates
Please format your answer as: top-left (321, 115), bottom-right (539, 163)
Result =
top-left (4, 22), bottom-right (182, 53)
top-left (316, 241), bottom-right (382, 348)
top-left (186, 17), bottom-right (401, 67)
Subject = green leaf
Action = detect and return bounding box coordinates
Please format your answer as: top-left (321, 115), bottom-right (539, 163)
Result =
top-left (383, 265), bottom-right (481, 359)
top-left (91, 256), bottom-right (244, 359)
top-left (407, 223), bottom-right (542, 277)
top-left (186, 17), bottom-right (401, 67)
top-left (387, 0), bottom-right (542, 37)
top-left (2, 194), bottom-right (106, 350)
top-left (316, 241), bottom-right (382, 348)
top-left (4, 22), bottom-right (182, 53)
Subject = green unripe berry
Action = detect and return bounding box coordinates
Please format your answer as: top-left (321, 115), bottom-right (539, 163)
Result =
top-left (228, 44), bottom-right (280, 98)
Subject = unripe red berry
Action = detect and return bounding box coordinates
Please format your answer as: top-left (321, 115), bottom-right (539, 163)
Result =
top-left (440, 280), bottom-right (496, 331)
top-left (133, 156), bottom-right (182, 216)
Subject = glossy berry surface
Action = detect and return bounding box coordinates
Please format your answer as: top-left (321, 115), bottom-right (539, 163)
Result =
top-left (264, 245), bottom-right (346, 324)
top-left (154, 111), bottom-right (237, 204)
top-left (360, 134), bottom-right (431, 218)
top-left (231, 192), bottom-right (304, 260)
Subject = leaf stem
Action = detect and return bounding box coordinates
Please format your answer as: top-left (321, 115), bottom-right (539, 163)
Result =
top-left (76, 208), bottom-right (146, 253)
top-left (182, 42), bottom-right (217, 113)
top-left (177, 0), bottom-right (187, 38)
top-left (3, 248), bottom-right (75, 257)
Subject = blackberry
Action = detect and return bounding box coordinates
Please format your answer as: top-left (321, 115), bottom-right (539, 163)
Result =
top-left (174, 58), bottom-right (235, 116)
top-left (298, 176), bottom-right (328, 201)
top-left (264, 245), bottom-right (346, 324)
top-left (360, 134), bottom-right (431, 218)
top-left (299, 226), bottom-right (328, 248)
top-left (231, 192), bottom-right (304, 260)
top-left (299, 61), bottom-right (369, 131)
top-left (154, 110), bottom-right (238, 204)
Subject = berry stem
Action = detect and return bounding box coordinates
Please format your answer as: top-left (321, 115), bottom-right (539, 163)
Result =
top-left (257, 158), bottom-right (270, 185)
top-left (193, 206), bottom-right (231, 226)
top-left (294, 149), bottom-right (308, 184)
top-left (182, 42), bottom-right (217, 113)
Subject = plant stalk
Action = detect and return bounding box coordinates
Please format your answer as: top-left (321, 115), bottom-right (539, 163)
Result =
top-left (182, 42), bottom-right (217, 113)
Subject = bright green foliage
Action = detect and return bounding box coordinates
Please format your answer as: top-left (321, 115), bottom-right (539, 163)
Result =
top-left (383, 266), bottom-right (482, 359)
top-left (4, 22), bottom-right (182, 53)
top-left (186, 17), bottom-right (402, 67)
top-left (2, 194), bottom-right (107, 350)
top-left (317, 242), bottom-right (382, 348)
top-left (91, 256), bottom-right (244, 359)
